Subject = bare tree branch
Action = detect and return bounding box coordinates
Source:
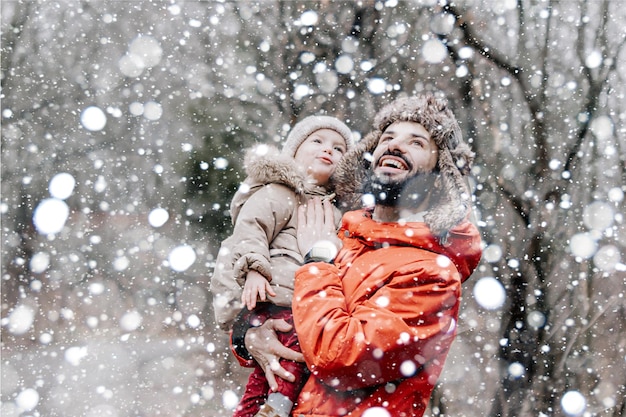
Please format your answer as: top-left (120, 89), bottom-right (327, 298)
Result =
top-left (563, 0), bottom-right (625, 173)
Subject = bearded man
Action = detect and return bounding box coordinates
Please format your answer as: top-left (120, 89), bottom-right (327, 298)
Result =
top-left (238, 94), bottom-right (483, 417)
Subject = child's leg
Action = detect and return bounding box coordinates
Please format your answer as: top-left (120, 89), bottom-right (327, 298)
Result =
top-left (233, 364), bottom-right (270, 417)
top-left (274, 360), bottom-right (308, 404)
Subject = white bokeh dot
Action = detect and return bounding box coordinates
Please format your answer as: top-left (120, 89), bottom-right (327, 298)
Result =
top-left (561, 390), bottom-right (586, 416)
top-left (473, 277), bottom-right (506, 310)
top-left (33, 198), bottom-right (69, 235)
top-left (81, 106), bottom-right (107, 131)
top-left (49, 172), bottom-right (76, 200)
top-left (222, 390), bottom-right (239, 410)
top-left (16, 388), bottom-right (39, 412)
top-left (569, 232), bottom-right (598, 259)
top-left (148, 208), bottom-right (169, 228)
top-left (168, 245), bottom-right (197, 272)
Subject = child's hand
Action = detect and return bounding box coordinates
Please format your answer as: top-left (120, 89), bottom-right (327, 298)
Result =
top-left (241, 270), bottom-right (276, 310)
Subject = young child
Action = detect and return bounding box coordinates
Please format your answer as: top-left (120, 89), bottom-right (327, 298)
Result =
top-left (210, 115), bottom-right (353, 417)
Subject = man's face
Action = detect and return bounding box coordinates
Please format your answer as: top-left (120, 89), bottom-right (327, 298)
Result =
top-left (371, 121), bottom-right (439, 183)
top-left (363, 120), bottom-right (439, 207)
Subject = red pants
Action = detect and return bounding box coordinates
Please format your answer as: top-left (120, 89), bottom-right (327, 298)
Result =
top-left (232, 307), bottom-right (308, 417)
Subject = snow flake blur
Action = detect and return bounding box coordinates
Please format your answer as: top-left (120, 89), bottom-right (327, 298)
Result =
top-left (15, 388), bottom-right (39, 413)
top-left (473, 277), bottom-right (506, 310)
top-left (299, 10), bottom-right (319, 26)
top-left (80, 106), bottom-right (107, 131)
top-left (33, 198), bottom-right (69, 235)
top-left (48, 172), bottom-right (76, 200)
top-left (148, 207), bottom-right (169, 227)
top-left (561, 390), bottom-right (587, 416)
top-left (422, 39), bottom-right (448, 63)
top-left (362, 407), bottom-right (392, 417)
top-left (6, 304), bottom-right (36, 335)
top-left (168, 245), bottom-right (197, 272)
top-left (118, 35), bottom-right (163, 77)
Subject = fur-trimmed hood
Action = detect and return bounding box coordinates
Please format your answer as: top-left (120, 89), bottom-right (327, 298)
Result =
top-left (334, 94), bottom-right (476, 240)
top-left (230, 144), bottom-right (332, 222)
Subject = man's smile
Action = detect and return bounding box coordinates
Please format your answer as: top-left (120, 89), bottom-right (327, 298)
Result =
top-left (378, 156), bottom-right (408, 170)
top-left (375, 151), bottom-right (413, 176)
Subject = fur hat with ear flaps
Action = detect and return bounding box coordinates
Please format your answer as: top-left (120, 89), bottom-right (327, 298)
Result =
top-left (333, 94), bottom-right (475, 240)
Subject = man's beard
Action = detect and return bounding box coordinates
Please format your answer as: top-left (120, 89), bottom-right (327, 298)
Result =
top-left (362, 170), bottom-right (437, 208)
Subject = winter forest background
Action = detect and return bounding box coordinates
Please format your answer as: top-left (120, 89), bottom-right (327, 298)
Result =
top-left (1, 1), bottom-right (625, 416)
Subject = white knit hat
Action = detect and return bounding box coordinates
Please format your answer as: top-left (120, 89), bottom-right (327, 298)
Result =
top-left (281, 115), bottom-right (353, 157)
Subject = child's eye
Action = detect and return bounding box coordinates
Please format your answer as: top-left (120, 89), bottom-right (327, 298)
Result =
top-left (334, 146), bottom-right (345, 153)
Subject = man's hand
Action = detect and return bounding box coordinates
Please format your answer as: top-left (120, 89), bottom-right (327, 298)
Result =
top-left (245, 319), bottom-right (305, 392)
top-left (241, 270), bottom-right (276, 310)
top-left (297, 197), bottom-right (341, 256)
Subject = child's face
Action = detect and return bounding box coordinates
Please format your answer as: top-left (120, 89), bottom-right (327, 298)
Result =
top-left (294, 128), bottom-right (347, 186)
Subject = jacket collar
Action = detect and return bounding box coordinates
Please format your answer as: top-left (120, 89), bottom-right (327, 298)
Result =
top-left (342, 209), bottom-right (480, 282)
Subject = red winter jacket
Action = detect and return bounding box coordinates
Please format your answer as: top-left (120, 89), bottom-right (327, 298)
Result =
top-left (291, 209), bottom-right (482, 417)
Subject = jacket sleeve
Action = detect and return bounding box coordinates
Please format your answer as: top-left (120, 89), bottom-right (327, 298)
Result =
top-left (230, 184), bottom-right (296, 284)
top-left (292, 252), bottom-right (462, 391)
top-left (443, 220), bottom-right (483, 281)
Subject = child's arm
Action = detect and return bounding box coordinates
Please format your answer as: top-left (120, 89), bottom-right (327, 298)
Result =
top-left (241, 270), bottom-right (277, 310)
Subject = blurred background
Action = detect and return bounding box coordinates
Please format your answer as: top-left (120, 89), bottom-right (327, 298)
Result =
top-left (1, 1), bottom-right (625, 416)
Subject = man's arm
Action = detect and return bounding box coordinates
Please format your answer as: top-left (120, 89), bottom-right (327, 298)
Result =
top-left (235, 318), bottom-right (304, 391)
top-left (293, 251), bottom-right (462, 391)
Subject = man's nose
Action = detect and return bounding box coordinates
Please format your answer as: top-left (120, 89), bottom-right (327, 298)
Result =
top-left (387, 137), bottom-right (405, 152)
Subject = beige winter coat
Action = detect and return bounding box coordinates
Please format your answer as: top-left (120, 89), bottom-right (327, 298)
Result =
top-left (210, 145), bottom-right (340, 331)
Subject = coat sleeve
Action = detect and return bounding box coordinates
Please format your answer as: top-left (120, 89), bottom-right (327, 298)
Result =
top-left (230, 184), bottom-right (296, 284)
top-left (292, 250), bottom-right (462, 391)
top-left (443, 220), bottom-right (483, 281)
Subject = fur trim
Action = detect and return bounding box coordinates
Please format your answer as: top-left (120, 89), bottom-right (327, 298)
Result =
top-left (244, 144), bottom-right (308, 192)
top-left (229, 144), bottom-right (331, 222)
top-left (333, 130), bottom-right (379, 211)
top-left (423, 147), bottom-right (472, 238)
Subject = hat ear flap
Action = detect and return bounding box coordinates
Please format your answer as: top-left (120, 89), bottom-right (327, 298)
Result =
top-left (332, 130), bottom-right (382, 210)
top-left (361, 129), bottom-right (383, 154)
top-left (449, 142), bottom-right (474, 176)
top-left (425, 147), bottom-right (472, 240)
